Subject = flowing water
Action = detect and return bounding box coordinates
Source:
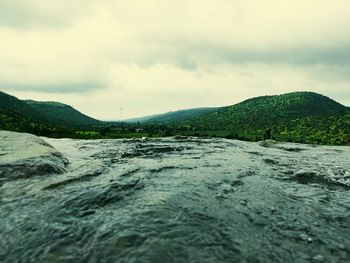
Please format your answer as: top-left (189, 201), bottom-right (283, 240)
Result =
top-left (1, 137), bottom-right (350, 263)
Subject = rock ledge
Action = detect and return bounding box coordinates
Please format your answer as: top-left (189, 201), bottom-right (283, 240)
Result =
top-left (0, 131), bottom-right (68, 179)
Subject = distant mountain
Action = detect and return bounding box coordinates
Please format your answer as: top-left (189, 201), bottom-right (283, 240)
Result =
top-left (0, 91), bottom-right (101, 134)
top-left (124, 113), bottom-right (164, 123)
top-left (180, 92), bottom-right (350, 144)
top-left (126, 107), bottom-right (224, 124)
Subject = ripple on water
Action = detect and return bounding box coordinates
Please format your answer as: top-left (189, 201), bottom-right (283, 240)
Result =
top-left (1, 137), bottom-right (350, 263)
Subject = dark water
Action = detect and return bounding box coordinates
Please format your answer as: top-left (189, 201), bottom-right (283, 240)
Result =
top-left (1, 137), bottom-right (350, 262)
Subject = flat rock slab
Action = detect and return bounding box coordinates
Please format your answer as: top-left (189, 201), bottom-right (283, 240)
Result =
top-left (0, 131), bottom-right (69, 179)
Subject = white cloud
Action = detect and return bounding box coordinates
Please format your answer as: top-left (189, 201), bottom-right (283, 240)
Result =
top-left (0, 0), bottom-right (349, 118)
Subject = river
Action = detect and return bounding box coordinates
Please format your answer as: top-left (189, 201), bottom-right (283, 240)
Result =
top-left (1, 137), bottom-right (350, 262)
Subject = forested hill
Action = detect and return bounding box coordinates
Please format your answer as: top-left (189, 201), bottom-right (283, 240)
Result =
top-left (183, 92), bottom-right (347, 130)
top-left (178, 92), bottom-right (350, 144)
top-left (0, 91), bottom-right (101, 133)
top-left (24, 100), bottom-right (101, 127)
top-left (1, 90), bottom-right (349, 144)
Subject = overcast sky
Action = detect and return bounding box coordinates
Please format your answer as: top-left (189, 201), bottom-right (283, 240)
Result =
top-left (1, 0), bottom-right (349, 120)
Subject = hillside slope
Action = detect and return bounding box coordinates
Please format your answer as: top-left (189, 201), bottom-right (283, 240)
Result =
top-left (273, 110), bottom-right (350, 144)
top-left (178, 92), bottom-right (349, 144)
top-left (0, 91), bottom-right (101, 134)
top-left (24, 100), bottom-right (100, 127)
top-left (124, 113), bottom-right (163, 123)
top-left (184, 92), bottom-right (347, 130)
top-left (0, 91), bottom-right (41, 120)
top-left (127, 107), bottom-right (224, 124)
top-left (0, 91), bottom-right (45, 132)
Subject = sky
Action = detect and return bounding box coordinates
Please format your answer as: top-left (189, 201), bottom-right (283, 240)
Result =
top-left (0, 0), bottom-right (350, 120)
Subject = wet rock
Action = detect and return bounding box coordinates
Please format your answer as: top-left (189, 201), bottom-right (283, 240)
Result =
top-left (240, 199), bottom-right (248, 206)
top-left (259, 139), bottom-right (277, 148)
top-left (121, 144), bottom-right (188, 159)
top-left (230, 179), bottom-right (243, 187)
top-left (270, 207), bottom-right (277, 214)
top-left (313, 254), bottom-right (325, 262)
top-left (173, 135), bottom-right (189, 140)
top-left (263, 159), bottom-right (279, 165)
top-left (300, 234), bottom-right (313, 243)
top-left (283, 147), bottom-right (306, 153)
top-left (0, 131), bottom-right (68, 179)
top-left (215, 193), bottom-right (227, 199)
top-left (294, 170), bottom-right (319, 183)
top-left (293, 169), bottom-right (350, 188)
top-left (43, 170), bottom-right (104, 190)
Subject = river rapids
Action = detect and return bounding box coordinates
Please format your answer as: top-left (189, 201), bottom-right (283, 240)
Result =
top-left (1, 137), bottom-right (350, 262)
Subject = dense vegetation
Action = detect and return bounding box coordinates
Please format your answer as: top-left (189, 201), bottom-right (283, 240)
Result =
top-left (1, 90), bottom-right (349, 145)
top-left (273, 111), bottom-right (350, 145)
top-left (171, 92), bottom-right (350, 145)
top-left (180, 92), bottom-right (345, 129)
top-left (0, 91), bottom-right (101, 137)
top-left (24, 100), bottom-right (101, 127)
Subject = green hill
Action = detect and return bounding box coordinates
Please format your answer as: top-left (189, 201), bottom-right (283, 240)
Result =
top-left (0, 91), bottom-right (40, 119)
top-left (0, 91), bottom-right (41, 133)
top-left (274, 110), bottom-right (350, 145)
top-left (178, 92), bottom-right (350, 145)
top-left (126, 107), bottom-right (224, 124)
top-left (2, 90), bottom-right (349, 144)
top-left (24, 100), bottom-right (101, 127)
top-left (0, 91), bottom-right (101, 135)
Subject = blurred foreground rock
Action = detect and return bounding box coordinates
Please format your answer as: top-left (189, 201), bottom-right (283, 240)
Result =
top-left (0, 131), bottom-right (68, 179)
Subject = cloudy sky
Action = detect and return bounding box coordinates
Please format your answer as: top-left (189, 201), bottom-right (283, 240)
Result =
top-left (1, 0), bottom-right (349, 120)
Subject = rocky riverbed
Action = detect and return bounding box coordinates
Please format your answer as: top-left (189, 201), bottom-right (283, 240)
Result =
top-left (1, 132), bottom-right (350, 262)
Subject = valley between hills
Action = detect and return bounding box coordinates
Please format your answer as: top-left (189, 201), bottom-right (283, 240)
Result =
top-left (1, 90), bottom-right (349, 145)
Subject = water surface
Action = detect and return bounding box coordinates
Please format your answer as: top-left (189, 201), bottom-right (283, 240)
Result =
top-left (1, 138), bottom-right (350, 262)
